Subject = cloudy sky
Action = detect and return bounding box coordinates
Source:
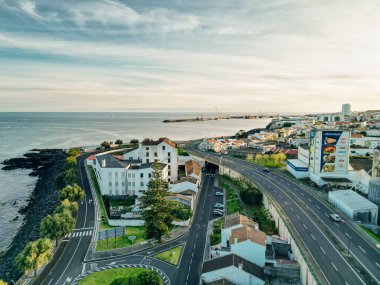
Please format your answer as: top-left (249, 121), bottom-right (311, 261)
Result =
top-left (0, 0), bottom-right (379, 112)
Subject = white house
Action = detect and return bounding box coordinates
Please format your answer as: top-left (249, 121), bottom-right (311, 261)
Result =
top-left (201, 254), bottom-right (265, 285)
top-left (123, 137), bottom-right (178, 182)
top-left (93, 153), bottom-right (168, 197)
top-left (169, 176), bottom-right (199, 194)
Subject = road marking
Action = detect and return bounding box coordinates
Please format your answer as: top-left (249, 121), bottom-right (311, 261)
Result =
top-left (308, 198), bottom-right (312, 202)
top-left (303, 224), bottom-right (307, 229)
top-left (335, 223), bottom-right (340, 228)
top-left (358, 246), bottom-right (366, 253)
top-left (290, 207), bottom-right (294, 212)
top-left (296, 215), bottom-right (300, 220)
top-left (331, 262), bottom-right (338, 271)
top-left (311, 234), bottom-right (316, 240)
top-left (47, 279), bottom-right (54, 285)
top-left (320, 247), bottom-right (326, 254)
top-left (345, 233), bottom-right (351, 239)
top-left (300, 192), bottom-right (305, 196)
top-left (324, 213), bottom-right (329, 218)
top-left (315, 205), bottom-right (320, 210)
top-left (376, 262), bottom-right (380, 268)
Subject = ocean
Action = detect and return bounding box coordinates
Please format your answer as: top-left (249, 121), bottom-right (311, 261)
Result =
top-left (0, 112), bottom-right (270, 250)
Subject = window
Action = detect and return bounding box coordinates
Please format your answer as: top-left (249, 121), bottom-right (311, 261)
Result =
top-left (140, 182), bottom-right (144, 186)
top-left (146, 152), bottom-right (149, 157)
top-left (128, 182), bottom-right (131, 186)
top-left (109, 182), bottom-right (112, 186)
top-left (168, 171), bottom-right (171, 176)
top-left (168, 152), bottom-right (171, 157)
top-left (162, 145), bottom-right (166, 150)
top-left (115, 182), bottom-right (119, 186)
top-left (122, 182), bottom-right (125, 186)
top-left (154, 152), bottom-right (158, 157)
top-left (148, 173), bottom-right (152, 178)
top-left (115, 190), bottom-right (119, 195)
top-left (168, 178), bottom-right (171, 182)
top-left (146, 159), bottom-right (150, 163)
top-left (168, 158), bottom-right (171, 163)
top-left (168, 165), bottom-right (171, 169)
top-left (146, 147), bottom-right (149, 150)
top-left (132, 182), bottom-right (135, 186)
top-left (140, 173), bottom-right (143, 178)
top-left (128, 173), bottom-right (131, 178)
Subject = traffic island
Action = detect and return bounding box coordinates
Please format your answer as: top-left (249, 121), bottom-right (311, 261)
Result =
top-left (154, 245), bottom-right (184, 266)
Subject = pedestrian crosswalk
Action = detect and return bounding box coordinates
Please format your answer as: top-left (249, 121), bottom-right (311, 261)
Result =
top-left (65, 230), bottom-right (93, 239)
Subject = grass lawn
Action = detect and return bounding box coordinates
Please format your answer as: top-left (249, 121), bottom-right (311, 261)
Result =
top-left (360, 226), bottom-right (380, 244)
top-left (155, 245), bottom-right (184, 266)
top-left (226, 186), bottom-right (243, 215)
top-left (79, 268), bottom-right (162, 285)
top-left (88, 166), bottom-right (113, 230)
top-left (96, 226), bottom-right (146, 251)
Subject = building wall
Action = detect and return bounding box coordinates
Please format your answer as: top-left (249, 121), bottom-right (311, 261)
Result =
top-left (201, 266), bottom-right (265, 285)
top-left (231, 240), bottom-right (266, 267)
top-left (169, 181), bottom-right (198, 194)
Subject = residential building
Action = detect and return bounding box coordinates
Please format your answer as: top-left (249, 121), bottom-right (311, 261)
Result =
top-left (123, 137), bottom-right (178, 182)
top-left (185, 160), bottom-right (201, 180)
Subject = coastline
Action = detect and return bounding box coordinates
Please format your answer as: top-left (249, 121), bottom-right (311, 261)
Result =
top-left (0, 149), bottom-right (67, 282)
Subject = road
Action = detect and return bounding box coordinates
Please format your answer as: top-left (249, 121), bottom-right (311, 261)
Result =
top-left (38, 155), bottom-right (219, 285)
top-left (40, 154), bottom-right (95, 285)
top-left (186, 142), bottom-right (380, 285)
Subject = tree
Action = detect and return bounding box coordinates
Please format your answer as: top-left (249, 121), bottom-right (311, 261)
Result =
top-left (54, 199), bottom-right (79, 215)
top-left (68, 148), bottom-right (81, 157)
top-left (138, 271), bottom-right (161, 285)
top-left (63, 168), bottom-right (77, 185)
top-left (59, 184), bottom-right (85, 201)
top-left (278, 153), bottom-right (287, 161)
top-left (130, 139), bottom-right (139, 145)
top-left (140, 163), bottom-right (180, 242)
top-left (16, 238), bottom-right (53, 278)
top-left (101, 141), bottom-right (111, 149)
top-left (255, 154), bottom-right (262, 161)
top-left (40, 212), bottom-right (75, 244)
top-left (115, 139), bottom-right (123, 147)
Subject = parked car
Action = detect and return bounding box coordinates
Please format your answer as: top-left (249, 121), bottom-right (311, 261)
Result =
top-left (213, 210), bottom-right (224, 216)
top-left (263, 168), bottom-right (270, 172)
top-left (214, 208), bottom-right (224, 213)
top-left (214, 203), bottom-right (224, 208)
top-left (215, 191), bottom-right (224, 196)
top-left (330, 214), bottom-right (342, 222)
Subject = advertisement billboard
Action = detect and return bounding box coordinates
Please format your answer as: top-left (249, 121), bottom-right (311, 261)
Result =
top-left (320, 131), bottom-right (349, 175)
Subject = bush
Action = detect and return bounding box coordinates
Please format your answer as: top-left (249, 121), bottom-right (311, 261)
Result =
top-left (240, 187), bottom-right (262, 206)
top-left (210, 233), bottom-right (221, 246)
top-left (137, 271), bottom-right (161, 285)
top-left (110, 277), bottom-right (139, 285)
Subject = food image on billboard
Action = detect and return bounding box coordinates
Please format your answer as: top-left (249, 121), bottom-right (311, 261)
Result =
top-left (323, 155), bottom-right (335, 163)
top-left (323, 145), bottom-right (336, 154)
top-left (320, 131), bottom-right (347, 173)
top-left (322, 164), bottom-right (335, 172)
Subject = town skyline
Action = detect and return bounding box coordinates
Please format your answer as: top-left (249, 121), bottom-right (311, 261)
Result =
top-left (1, 0), bottom-right (380, 112)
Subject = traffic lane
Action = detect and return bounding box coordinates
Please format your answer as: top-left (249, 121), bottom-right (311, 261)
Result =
top-left (43, 236), bottom-right (92, 285)
top-left (78, 156), bottom-right (95, 229)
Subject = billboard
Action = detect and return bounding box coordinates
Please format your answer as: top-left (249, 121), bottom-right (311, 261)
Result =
top-left (320, 131), bottom-right (349, 175)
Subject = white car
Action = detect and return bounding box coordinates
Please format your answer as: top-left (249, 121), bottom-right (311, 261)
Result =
top-left (330, 214), bottom-right (342, 222)
top-left (213, 210), bottom-right (223, 216)
top-left (215, 191), bottom-right (224, 196)
top-left (214, 203), bottom-right (224, 208)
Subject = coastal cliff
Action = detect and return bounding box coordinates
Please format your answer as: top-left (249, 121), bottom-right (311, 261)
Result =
top-left (0, 149), bottom-right (67, 282)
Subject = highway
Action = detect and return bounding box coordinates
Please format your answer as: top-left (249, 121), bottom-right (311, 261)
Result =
top-left (186, 142), bottom-right (380, 285)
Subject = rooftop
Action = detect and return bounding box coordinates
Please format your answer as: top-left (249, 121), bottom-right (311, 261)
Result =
top-left (230, 225), bottom-right (266, 247)
top-left (328, 190), bottom-right (378, 210)
top-left (185, 160), bottom-right (201, 177)
top-left (142, 137), bottom-right (177, 148)
top-left (202, 254), bottom-right (265, 280)
top-left (173, 176), bottom-right (198, 184)
top-left (224, 213), bottom-right (256, 229)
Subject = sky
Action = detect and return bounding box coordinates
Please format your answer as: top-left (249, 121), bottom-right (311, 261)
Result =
top-left (0, 0), bottom-right (379, 113)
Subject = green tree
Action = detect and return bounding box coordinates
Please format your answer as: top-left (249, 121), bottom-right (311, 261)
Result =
top-left (278, 153), bottom-right (287, 161)
top-left (40, 212), bottom-right (75, 244)
top-left (130, 139), bottom-right (139, 145)
top-left (68, 148), bottom-right (81, 157)
top-left (63, 168), bottom-right (77, 185)
top-left (16, 238), bottom-right (53, 278)
top-left (263, 154), bottom-right (270, 162)
top-left (138, 271), bottom-right (161, 285)
top-left (54, 199), bottom-right (79, 214)
top-left (64, 155), bottom-right (77, 170)
top-left (255, 154), bottom-right (262, 161)
top-left (141, 163), bottom-right (180, 242)
top-left (115, 139), bottom-right (123, 147)
top-left (59, 184), bottom-right (85, 201)
top-left (101, 141), bottom-right (111, 149)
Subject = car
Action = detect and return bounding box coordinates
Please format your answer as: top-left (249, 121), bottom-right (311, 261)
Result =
top-left (263, 168), bottom-right (270, 172)
top-left (213, 210), bottom-right (223, 216)
top-left (214, 208), bottom-right (224, 213)
top-left (330, 214), bottom-right (342, 222)
top-left (215, 191), bottom-right (224, 196)
top-left (214, 203), bottom-right (224, 208)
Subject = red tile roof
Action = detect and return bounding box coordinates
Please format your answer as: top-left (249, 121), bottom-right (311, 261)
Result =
top-left (87, 155), bottom-right (97, 160)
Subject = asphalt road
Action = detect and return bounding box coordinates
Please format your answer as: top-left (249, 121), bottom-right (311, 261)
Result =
top-left (40, 154), bottom-right (95, 285)
top-left (186, 142), bottom-right (380, 285)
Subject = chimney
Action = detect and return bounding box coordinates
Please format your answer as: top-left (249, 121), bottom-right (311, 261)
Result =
top-left (255, 223), bottom-right (259, 230)
top-left (234, 236), bottom-right (238, 245)
top-left (102, 159), bottom-right (106, 168)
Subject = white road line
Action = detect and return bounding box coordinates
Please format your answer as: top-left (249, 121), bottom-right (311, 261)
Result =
top-left (300, 192), bottom-right (304, 196)
top-left (316, 205), bottom-right (320, 210)
top-left (290, 207), bottom-right (294, 212)
top-left (345, 233), bottom-right (351, 239)
top-left (73, 232), bottom-right (77, 237)
top-left (47, 279), bottom-right (54, 285)
top-left (89, 230), bottom-right (92, 235)
top-left (303, 224), bottom-right (307, 229)
top-left (308, 198), bottom-right (312, 202)
top-left (358, 246), bottom-right (366, 253)
top-left (79, 232), bottom-right (83, 237)
top-left (320, 247), bottom-right (326, 254)
top-left (335, 223), bottom-right (340, 228)
top-left (324, 213), bottom-right (329, 218)
top-left (311, 234), bottom-right (316, 240)
top-left (376, 262), bottom-right (380, 268)
top-left (331, 262), bottom-right (338, 271)
top-left (296, 215), bottom-right (300, 220)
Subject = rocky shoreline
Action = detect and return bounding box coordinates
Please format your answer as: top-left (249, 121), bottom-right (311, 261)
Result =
top-left (0, 149), bottom-right (67, 282)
